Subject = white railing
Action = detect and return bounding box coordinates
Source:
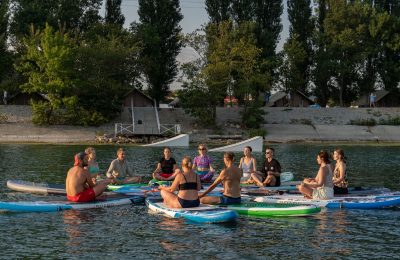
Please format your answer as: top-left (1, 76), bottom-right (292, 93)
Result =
top-left (154, 100), bottom-right (161, 134)
top-left (160, 124), bottom-right (181, 135)
top-left (114, 123), bottom-right (134, 137)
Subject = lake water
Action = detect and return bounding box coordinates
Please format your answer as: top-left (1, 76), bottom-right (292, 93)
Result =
top-left (0, 144), bottom-right (399, 259)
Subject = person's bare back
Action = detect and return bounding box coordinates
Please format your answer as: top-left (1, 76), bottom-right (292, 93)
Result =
top-left (66, 166), bottom-right (92, 196)
top-left (221, 165), bottom-right (242, 198)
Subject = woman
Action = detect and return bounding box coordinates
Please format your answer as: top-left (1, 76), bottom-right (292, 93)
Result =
top-left (159, 156), bottom-right (201, 208)
top-left (333, 149), bottom-right (348, 195)
top-left (84, 147), bottom-right (100, 183)
top-left (297, 150), bottom-right (334, 200)
top-left (193, 144), bottom-right (215, 183)
top-left (238, 146), bottom-right (257, 183)
top-left (152, 147), bottom-right (179, 181)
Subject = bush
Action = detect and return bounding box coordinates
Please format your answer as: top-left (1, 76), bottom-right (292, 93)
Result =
top-left (379, 116), bottom-right (400, 125)
top-left (249, 128), bottom-right (266, 137)
top-left (240, 101), bottom-right (265, 129)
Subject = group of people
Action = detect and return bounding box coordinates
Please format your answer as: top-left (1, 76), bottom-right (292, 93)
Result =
top-left (66, 143), bottom-right (348, 207)
top-left (66, 147), bottom-right (141, 202)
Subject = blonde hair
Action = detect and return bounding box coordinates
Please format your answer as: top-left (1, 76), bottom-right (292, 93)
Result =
top-left (181, 156), bottom-right (193, 168)
top-left (85, 147), bottom-right (95, 155)
top-left (117, 147), bottom-right (125, 155)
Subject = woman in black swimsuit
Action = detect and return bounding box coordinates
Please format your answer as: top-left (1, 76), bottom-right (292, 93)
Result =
top-left (159, 156), bottom-right (201, 208)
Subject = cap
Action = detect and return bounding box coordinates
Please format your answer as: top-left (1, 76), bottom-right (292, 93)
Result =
top-left (74, 152), bottom-right (86, 166)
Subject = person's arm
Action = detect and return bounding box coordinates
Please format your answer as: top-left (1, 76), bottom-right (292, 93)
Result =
top-left (251, 158), bottom-right (257, 173)
top-left (85, 170), bottom-right (96, 188)
top-left (199, 171), bottom-right (224, 198)
top-left (238, 158), bottom-right (243, 169)
top-left (106, 160), bottom-right (115, 178)
top-left (304, 168), bottom-right (325, 189)
top-left (159, 174), bottom-right (181, 193)
top-left (153, 163), bottom-right (162, 174)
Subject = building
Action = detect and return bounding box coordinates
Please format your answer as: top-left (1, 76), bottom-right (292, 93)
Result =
top-left (266, 90), bottom-right (315, 107)
top-left (4, 92), bottom-right (48, 105)
top-left (354, 90), bottom-right (399, 107)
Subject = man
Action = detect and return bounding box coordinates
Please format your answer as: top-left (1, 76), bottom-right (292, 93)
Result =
top-left (66, 152), bottom-right (111, 202)
top-left (199, 152), bottom-right (242, 205)
top-left (106, 148), bottom-right (141, 184)
top-left (251, 147), bottom-right (282, 187)
top-left (369, 92), bottom-right (376, 107)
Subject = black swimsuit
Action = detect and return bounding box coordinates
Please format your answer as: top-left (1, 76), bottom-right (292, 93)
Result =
top-left (178, 174), bottom-right (200, 208)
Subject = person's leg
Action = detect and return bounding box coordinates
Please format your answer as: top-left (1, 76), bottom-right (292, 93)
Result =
top-left (263, 175), bottom-right (277, 186)
top-left (251, 172), bottom-right (264, 187)
top-left (93, 180), bottom-right (110, 196)
top-left (200, 196), bottom-right (221, 205)
top-left (297, 183), bottom-right (313, 199)
top-left (160, 190), bottom-right (181, 208)
top-left (124, 176), bottom-right (142, 183)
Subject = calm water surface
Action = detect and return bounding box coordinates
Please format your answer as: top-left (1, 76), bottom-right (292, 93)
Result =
top-left (0, 144), bottom-right (399, 259)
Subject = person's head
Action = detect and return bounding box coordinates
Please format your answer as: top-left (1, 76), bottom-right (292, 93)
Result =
top-left (223, 152), bottom-right (235, 165)
top-left (198, 144), bottom-right (207, 155)
top-left (317, 150), bottom-right (330, 165)
top-left (243, 146), bottom-right (252, 156)
top-left (74, 152), bottom-right (88, 167)
top-left (163, 147), bottom-right (171, 158)
top-left (117, 148), bottom-right (126, 161)
top-left (333, 149), bottom-right (346, 163)
top-left (265, 147), bottom-right (275, 159)
top-left (85, 147), bottom-right (96, 160)
top-left (181, 156), bottom-right (193, 169)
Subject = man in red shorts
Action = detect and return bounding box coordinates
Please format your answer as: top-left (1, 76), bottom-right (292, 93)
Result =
top-left (66, 152), bottom-right (111, 202)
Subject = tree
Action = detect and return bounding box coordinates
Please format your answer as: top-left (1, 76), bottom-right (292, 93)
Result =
top-left (0, 0), bottom-right (11, 85)
top-left (205, 0), bottom-right (231, 24)
top-left (134, 0), bottom-right (183, 106)
top-left (283, 0), bottom-right (313, 94)
top-left (105, 0), bottom-right (125, 27)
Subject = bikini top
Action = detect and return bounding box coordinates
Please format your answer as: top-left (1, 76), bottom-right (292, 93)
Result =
top-left (179, 173), bottom-right (198, 191)
top-left (88, 164), bottom-right (100, 174)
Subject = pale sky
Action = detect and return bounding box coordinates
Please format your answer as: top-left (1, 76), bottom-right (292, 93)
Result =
top-left (101, 0), bottom-right (289, 51)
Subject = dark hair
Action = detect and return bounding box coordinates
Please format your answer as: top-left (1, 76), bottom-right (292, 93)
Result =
top-left (244, 146), bottom-right (252, 152)
top-left (163, 147), bottom-right (171, 152)
top-left (334, 148), bottom-right (347, 163)
top-left (318, 150), bottom-right (330, 164)
top-left (224, 152), bottom-right (235, 161)
top-left (266, 147), bottom-right (275, 153)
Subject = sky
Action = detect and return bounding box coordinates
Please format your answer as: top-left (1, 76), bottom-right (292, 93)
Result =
top-left (101, 0), bottom-right (290, 51)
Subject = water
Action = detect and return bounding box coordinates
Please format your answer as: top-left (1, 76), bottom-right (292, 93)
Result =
top-left (0, 144), bottom-right (399, 259)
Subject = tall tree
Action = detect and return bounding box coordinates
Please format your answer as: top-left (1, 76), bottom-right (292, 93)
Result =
top-left (205, 0), bottom-right (231, 24)
top-left (0, 0), bottom-right (10, 83)
top-left (134, 0), bottom-right (183, 106)
top-left (105, 0), bottom-right (125, 27)
top-left (283, 0), bottom-right (313, 94)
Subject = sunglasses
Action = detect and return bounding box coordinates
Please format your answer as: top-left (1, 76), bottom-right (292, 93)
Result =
top-left (265, 152), bottom-right (271, 154)
top-left (198, 148), bottom-right (206, 151)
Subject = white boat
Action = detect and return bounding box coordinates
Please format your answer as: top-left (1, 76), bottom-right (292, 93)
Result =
top-left (142, 134), bottom-right (189, 147)
top-left (209, 136), bottom-right (263, 152)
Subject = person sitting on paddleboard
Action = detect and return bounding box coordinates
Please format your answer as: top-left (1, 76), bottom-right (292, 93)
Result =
top-left (239, 146), bottom-right (257, 184)
top-left (297, 150), bottom-right (334, 200)
top-left (106, 148), bottom-right (141, 184)
top-left (152, 147), bottom-right (180, 181)
top-left (333, 148), bottom-right (348, 195)
top-left (159, 156), bottom-right (201, 208)
top-left (199, 152), bottom-right (242, 205)
top-left (193, 144), bottom-right (215, 183)
top-left (66, 152), bottom-right (111, 202)
top-left (251, 147), bottom-right (281, 187)
top-left (84, 147), bottom-right (101, 184)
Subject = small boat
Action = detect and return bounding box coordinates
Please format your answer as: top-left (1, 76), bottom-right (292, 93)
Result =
top-left (222, 202), bottom-right (321, 217)
top-left (254, 194), bottom-right (400, 209)
top-left (146, 198), bottom-right (238, 223)
top-left (0, 195), bottom-right (144, 213)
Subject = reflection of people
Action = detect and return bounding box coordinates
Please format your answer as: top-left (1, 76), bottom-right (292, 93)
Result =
top-left (152, 147), bottom-right (179, 181)
top-left (193, 144), bottom-right (215, 183)
top-left (297, 150), bottom-right (334, 200)
top-left (106, 148), bottom-right (141, 184)
top-left (159, 156), bottom-right (201, 208)
top-left (369, 93), bottom-right (376, 107)
top-left (238, 146), bottom-right (257, 183)
top-left (199, 152), bottom-right (242, 205)
top-left (84, 147), bottom-right (100, 183)
top-left (251, 147), bottom-right (281, 187)
top-left (333, 149), bottom-right (348, 195)
top-left (66, 152), bottom-right (110, 202)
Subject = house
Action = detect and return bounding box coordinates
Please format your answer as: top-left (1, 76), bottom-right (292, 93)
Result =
top-left (123, 88), bottom-right (154, 108)
top-left (4, 92), bottom-right (48, 105)
top-left (354, 90), bottom-right (399, 107)
top-left (266, 89), bottom-right (315, 107)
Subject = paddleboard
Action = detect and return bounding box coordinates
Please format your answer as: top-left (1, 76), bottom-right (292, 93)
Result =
top-left (146, 198), bottom-right (238, 223)
top-left (254, 194), bottom-right (400, 209)
top-left (223, 202), bottom-right (321, 217)
top-left (7, 180), bottom-right (66, 195)
top-left (0, 195), bottom-right (144, 213)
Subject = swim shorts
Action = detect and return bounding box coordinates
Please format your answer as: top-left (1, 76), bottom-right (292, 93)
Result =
top-left (220, 195), bottom-right (241, 205)
top-left (67, 187), bottom-right (96, 202)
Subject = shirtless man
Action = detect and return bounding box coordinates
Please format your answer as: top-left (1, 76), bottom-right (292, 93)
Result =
top-left (199, 152), bottom-right (242, 205)
top-left (66, 152), bottom-right (111, 202)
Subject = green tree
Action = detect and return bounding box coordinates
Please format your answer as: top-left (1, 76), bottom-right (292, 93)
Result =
top-left (134, 0), bottom-right (183, 106)
top-left (105, 0), bottom-right (125, 27)
top-left (205, 0), bottom-right (231, 24)
top-left (0, 0), bottom-right (11, 85)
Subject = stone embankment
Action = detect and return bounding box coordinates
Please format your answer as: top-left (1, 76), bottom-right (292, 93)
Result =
top-left (0, 105), bottom-right (399, 143)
